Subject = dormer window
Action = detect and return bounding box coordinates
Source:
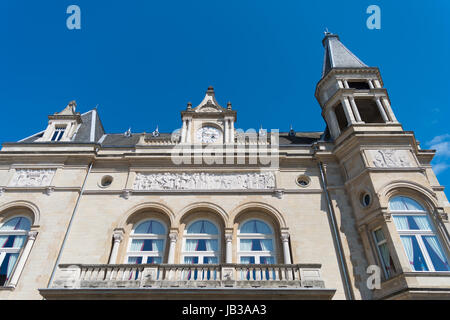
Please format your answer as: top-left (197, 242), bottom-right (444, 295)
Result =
top-left (51, 126), bottom-right (66, 141)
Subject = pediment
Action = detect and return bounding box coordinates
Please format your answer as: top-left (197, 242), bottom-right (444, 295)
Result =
top-left (195, 100), bottom-right (223, 113)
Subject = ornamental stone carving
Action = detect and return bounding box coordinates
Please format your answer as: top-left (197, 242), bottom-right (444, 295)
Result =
top-left (133, 172), bottom-right (276, 191)
top-left (9, 169), bottom-right (56, 187)
top-left (368, 150), bottom-right (413, 168)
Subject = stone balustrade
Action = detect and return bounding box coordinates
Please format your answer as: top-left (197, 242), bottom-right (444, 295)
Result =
top-left (51, 263), bottom-right (326, 289)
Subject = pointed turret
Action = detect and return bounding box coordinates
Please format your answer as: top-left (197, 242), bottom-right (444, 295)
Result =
top-left (315, 32), bottom-right (400, 141)
top-left (322, 32), bottom-right (368, 78)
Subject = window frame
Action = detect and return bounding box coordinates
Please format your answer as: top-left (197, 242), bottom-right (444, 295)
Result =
top-left (51, 125), bottom-right (66, 142)
top-left (182, 219), bottom-right (221, 265)
top-left (125, 218), bottom-right (167, 265)
top-left (0, 216), bottom-right (31, 286)
top-left (390, 196), bottom-right (450, 272)
top-left (372, 227), bottom-right (395, 279)
top-left (237, 218), bottom-right (277, 265)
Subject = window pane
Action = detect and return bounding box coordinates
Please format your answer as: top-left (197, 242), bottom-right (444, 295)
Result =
top-left (187, 220), bottom-right (218, 234)
top-left (400, 236), bottom-right (429, 271)
top-left (240, 256), bottom-right (255, 264)
top-left (146, 257), bottom-right (162, 264)
top-left (260, 256), bottom-right (275, 264)
top-left (127, 256), bottom-right (143, 264)
top-left (184, 256), bottom-right (199, 264)
top-left (240, 220), bottom-right (272, 234)
top-left (393, 215), bottom-right (431, 231)
top-left (185, 239), bottom-right (216, 251)
top-left (422, 236), bottom-right (450, 271)
top-left (389, 196), bottom-right (425, 211)
top-left (373, 229), bottom-right (385, 243)
top-left (203, 257), bottom-right (218, 264)
top-left (0, 217), bottom-right (31, 231)
top-left (0, 253), bottom-right (19, 285)
top-left (130, 239), bottom-right (164, 252)
top-left (134, 220), bottom-right (165, 235)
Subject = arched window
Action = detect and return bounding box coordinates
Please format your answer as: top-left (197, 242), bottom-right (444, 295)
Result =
top-left (238, 219), bottom-right (276, 265)
top-left (390, 196), bottom-right (449, 272)
top-left (182, 220), bottom-right (220, 265)
top-left (0, 216), bottom-right (31, 286)
top-left (126, 219), bottom-right (166, 264)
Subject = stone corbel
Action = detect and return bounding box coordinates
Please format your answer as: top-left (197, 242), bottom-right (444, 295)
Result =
top-left (274, 189), bottom-right (284, 199)
top-left (380, 207), bottom-right (391, 222)
top-left (0, 187), bottom-right (5, 196)
top-left (436, 208), bottom-right (449, 222)
top-left (45, 187), bottom-right (55, 196)
top-left (122, 190), bottom-right (132, 199)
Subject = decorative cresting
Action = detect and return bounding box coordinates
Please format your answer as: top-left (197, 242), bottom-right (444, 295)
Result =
top-left (367, 150), bottom-right (414, 168)
top-left (9, 169), bottom-right (56, 187)
top-left (133, 172), bottom-right (276, 191)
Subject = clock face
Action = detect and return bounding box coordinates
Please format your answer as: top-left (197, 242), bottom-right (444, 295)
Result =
top-left (196, 126), bottom-right (221, 143)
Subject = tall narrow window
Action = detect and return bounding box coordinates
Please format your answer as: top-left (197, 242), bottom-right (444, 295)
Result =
top-left (238, 219), bottom-right (276, 264)
top-left (183, 220), bottom-right (220, 265)
top-left (51, 126), bottom-right (66, 141)
top-left (373, 228), bottom-right (396, 279)
top-left (0, 217), bottom-right (31, 286)
top-left (390, 196), bottom-right (449, 272)
top-left (126, 219), bottom-right (166, 265)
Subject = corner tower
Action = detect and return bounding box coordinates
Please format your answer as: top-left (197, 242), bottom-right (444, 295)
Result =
top-left (315, 32), bottom-right (400, 141)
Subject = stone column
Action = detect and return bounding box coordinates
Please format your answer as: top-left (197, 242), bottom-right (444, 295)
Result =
top-left (181, 119), bottom-right (187, 143)
top-left (281, 233), bottom-right (292, 264)
top-left (375, 97), bottom-right (389, 123)
top-left (185, 119), bottom-right (191, 144)
top-left (230, 120), bottom-right (235, 144)
top-left (326, 110), bottom-right (341, 139)
top-left (348, 96), bottom-right (362, 123)
top-left (368, 80), bottom-right (374, 89)
top-left (224, 119), bottom-right (229, 144)
top-left (9, 231), bottom-right (38, 288)
top-left (168, 232), bottom-right (178, 264)
top-left (343, 80), bottom-right (349, 89)
top-left (340, 97), bottom-right (357, 125)
top-left (108, 228), bottom-right (125, 264)
top-left (381, 97), bottom-right (397, 123)
top-left (225, 232), bottom-right (233, 263)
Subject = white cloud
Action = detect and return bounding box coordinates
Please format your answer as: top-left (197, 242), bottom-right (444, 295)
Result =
top-left (429, 134), bottom-right (450, 145)
top-left (428, 134), bottom-right (450, 175)
top-left (432, 163), bottom-right (450, 175)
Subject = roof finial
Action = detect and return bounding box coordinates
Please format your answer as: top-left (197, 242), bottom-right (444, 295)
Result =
top-left (152, 125), bottom-right (160, 137)
top-left (187, 102), bottom-right (192, 110)
top-left (324, 28), bottom-right (331, 36)
top-left (289, 124), bottom-right (296, 137)
top-left (227, 101), bottom-right (232, 110)
top-left (124, 127), bottom-right (132, 137)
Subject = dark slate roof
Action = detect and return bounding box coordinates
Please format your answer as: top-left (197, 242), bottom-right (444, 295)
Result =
top-left (97, 131), bottom-right (326, 147)
top-left (322, 33), bottom-right (368, 78)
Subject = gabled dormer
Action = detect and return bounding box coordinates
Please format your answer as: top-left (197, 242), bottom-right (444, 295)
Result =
top-left (36, 101), bottom-right (82, 142)
top-left (315, 32), bottom-right (400, 141)
top-left (180, 86), bottom-right (237, 144)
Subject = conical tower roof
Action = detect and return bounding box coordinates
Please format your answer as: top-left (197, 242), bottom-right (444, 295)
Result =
top-left (322, 32), bottom-right (368, 78)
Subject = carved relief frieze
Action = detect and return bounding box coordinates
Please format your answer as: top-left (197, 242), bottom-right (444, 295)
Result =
top-left (133, 172), bottom-right (276, 191)
top-left (367, 150), bottom-right (414, 168)
top-left (9, 169), bottom-right (56, 187)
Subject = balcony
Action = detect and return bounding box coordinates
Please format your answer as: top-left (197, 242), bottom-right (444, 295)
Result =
top-left (40, 263), bottom-right (336, 300)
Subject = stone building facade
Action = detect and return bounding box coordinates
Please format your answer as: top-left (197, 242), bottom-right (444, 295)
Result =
top-left (0, 33), bottom-right (449, 300)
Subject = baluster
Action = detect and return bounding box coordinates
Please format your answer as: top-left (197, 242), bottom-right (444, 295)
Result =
top-left (80, 268), bottom-right (87, 281)
top-left (255, 266), bottom-right (261, 280)
top-left (280, 267), bottom-right (286, 280)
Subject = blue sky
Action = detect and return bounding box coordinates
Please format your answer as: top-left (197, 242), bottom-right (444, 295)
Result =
top-left (1, 1), bottom-right (450, 191)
